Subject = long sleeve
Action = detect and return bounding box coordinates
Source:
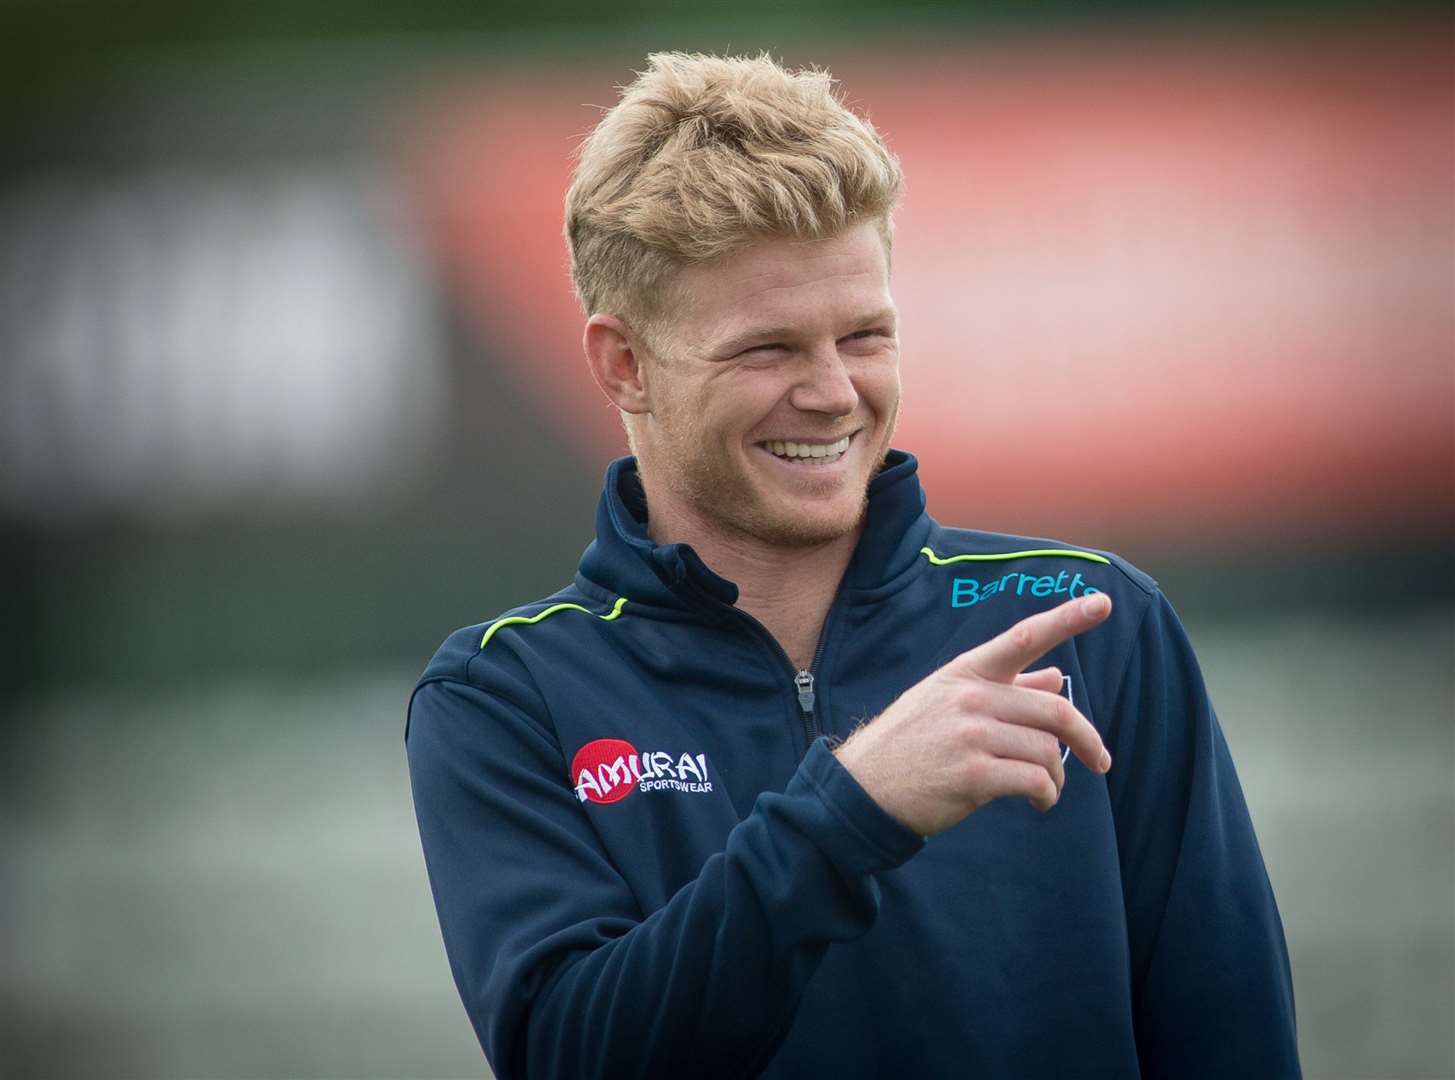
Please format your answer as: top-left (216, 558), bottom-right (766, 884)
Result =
top-left (1104, 591), bottom-right (1301, 1078)
top-left (405, 675), bottom-right (923, 1080)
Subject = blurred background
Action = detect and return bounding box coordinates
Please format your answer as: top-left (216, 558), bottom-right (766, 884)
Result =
top-left (1, 1), bottom-right (1451, 1077)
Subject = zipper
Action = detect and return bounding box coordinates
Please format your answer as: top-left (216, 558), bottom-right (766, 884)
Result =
top-left (680, 571), bottom-right (837, 753)
top-left (791, 628), bottom-right (833, 745)
top-left (792, 669), bottom-right (820, 744)
top-left (793, 670), bottom-right (816, 716)
top-left (731, 600), bottom-right (834, 750)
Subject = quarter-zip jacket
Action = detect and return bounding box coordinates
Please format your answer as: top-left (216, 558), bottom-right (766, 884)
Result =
top-left (406, 451), bottom-right (1300, 1079)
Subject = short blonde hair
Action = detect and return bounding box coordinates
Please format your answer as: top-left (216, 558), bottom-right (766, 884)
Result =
top-left (565, 52), bottom-right (902, 339)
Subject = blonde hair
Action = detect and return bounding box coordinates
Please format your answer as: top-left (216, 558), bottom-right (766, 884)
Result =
top-left (565, 52), bottom-right (902, 339)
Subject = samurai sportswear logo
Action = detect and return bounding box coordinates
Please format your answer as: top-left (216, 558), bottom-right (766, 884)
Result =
top-left (571, 738), bottom-right (713, 805)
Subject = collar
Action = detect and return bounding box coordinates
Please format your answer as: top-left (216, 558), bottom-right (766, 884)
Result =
top-left (576, 450), bottom-right (931, 611)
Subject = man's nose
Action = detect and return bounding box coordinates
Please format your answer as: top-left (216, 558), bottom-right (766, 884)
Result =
top-left (788, 342), bottom-right (859, 416)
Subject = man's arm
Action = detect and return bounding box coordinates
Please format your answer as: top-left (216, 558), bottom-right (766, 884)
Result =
top-left (406, 673), bottom-right (922, 1080)
top-left (1104, 591), bottom-right (1301, 1078)
top-left (408, 595), bottom-right (1117, 1078)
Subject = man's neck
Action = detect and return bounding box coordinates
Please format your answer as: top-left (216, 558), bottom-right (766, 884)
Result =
top-left (647, 505), bottom-right (861, 672)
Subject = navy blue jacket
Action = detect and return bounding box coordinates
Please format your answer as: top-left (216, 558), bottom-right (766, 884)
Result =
top-left (407, 451), bottom-right (1300, 1078)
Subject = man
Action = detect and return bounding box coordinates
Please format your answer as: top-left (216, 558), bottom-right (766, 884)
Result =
top-left (407, 52), bottom-right (1299, 1078)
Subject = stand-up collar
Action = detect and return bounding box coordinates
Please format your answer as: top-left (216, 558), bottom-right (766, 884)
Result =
top-left (843, 450), bottom-right (931, 591)
top-left (577, 450), bottom-right (930, 611)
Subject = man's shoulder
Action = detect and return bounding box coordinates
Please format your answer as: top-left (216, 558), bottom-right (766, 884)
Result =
top-left (415, 580), bottom-right (623, 688)
top-left (921, 521), bottom-right (1159, 600)
top-left (918, 524), bottom-right (1174, 704)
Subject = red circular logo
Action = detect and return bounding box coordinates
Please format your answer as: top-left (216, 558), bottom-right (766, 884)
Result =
top-left (570, 738), bottom-right (640, 805)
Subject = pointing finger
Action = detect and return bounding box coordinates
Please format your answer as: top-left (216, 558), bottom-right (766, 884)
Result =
top-left (956, 593), bottom-right (1112, 684)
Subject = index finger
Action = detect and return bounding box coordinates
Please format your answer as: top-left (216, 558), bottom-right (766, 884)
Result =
top-left (954, 593), bottom-right (1112, 683)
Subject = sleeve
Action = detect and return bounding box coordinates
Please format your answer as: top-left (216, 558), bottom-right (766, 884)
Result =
top-left (1104, 591), bottom-right (1301, 1079)
top-left (405, 673), bottom-right (924, 1080)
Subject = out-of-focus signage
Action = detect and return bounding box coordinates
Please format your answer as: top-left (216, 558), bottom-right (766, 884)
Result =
top-left (0, 168), bottom-right (442, 521)
top-left (403, 31), bottom-right (1454, 543)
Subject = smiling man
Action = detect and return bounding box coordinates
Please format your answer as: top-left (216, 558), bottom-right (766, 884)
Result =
top-left (406, 53), bottom-right (1300, 1079)
top-left (583, 224), bottom-right (902, 672)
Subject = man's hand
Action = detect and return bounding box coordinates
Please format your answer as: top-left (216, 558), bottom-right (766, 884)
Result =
top-left (833, 593), bottom-right (1114, 836)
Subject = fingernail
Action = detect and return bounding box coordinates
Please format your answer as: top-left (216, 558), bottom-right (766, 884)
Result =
top-left (1082, 594), bottom-right (1107, 616)
top-left (1099, 749), bottom-right (1112, 773)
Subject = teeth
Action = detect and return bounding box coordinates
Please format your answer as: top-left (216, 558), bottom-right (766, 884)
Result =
top-left (765, 436), bottom-right (852, 463)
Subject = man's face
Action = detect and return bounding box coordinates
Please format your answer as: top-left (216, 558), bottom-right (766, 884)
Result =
top-left (633, 222), bottom-right (901, 550)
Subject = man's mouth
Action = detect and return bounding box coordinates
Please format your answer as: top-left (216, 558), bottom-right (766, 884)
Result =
top-left (759, 434), bottom-right (853, 465)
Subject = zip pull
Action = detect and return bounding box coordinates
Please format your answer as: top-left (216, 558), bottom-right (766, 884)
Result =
top-left (794, 669), bottom-right (816, 714)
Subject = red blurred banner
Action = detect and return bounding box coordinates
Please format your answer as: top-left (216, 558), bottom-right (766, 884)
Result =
top-left (400, 29), bottom-right (1453, 543)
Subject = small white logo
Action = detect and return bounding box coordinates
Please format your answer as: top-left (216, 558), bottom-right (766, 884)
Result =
top-left (1059, 675), bottom-right (1074, 764)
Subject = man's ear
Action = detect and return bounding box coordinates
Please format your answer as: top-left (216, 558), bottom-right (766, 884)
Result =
top-left (584, 314), bottom-right (652, 415)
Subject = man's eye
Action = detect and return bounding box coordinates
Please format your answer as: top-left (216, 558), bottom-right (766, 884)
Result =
top-left (744, 343), bottom-right (785, 354)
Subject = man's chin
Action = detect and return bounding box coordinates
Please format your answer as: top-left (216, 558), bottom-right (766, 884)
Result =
top-left (729, 496), bottom-right (868, 550)
top-left (759, 522), bottom-right (859, 549)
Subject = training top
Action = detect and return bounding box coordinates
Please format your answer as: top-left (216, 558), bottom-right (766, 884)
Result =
top-left (406, 450), bottom-right (1301, 1079)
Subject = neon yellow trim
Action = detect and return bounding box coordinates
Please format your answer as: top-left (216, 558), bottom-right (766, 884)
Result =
top-left (920, 546), bottom-right (1110, 567)
top-left (479, 596), bottom-right (628, 649)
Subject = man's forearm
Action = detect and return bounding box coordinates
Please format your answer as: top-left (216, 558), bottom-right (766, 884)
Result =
top-left (408, 677), bottom-right (921, 1079)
